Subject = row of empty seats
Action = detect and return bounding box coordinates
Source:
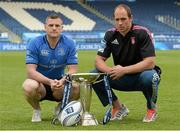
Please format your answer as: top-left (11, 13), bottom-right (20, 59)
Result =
top-left (0, 1), bottom-right (96, 33)
top-left (87, 0), bottom-right (180, 34)
top-left (0, 0), bottom-right (179, 46)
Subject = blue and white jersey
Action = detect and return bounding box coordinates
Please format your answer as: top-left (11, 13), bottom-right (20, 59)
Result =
top-left (26, 34), bottom-right (78, 79)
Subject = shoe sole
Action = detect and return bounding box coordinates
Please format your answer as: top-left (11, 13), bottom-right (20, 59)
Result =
top-left (143, 114), bottom-right (157, 122)
top-left (32, 119), bottom-right (42, 122)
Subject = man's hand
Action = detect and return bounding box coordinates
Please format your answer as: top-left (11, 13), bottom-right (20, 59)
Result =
top-left (50, 78), bottom-right (65, 90)
top-left (109, 65), bottom-right (126, 80)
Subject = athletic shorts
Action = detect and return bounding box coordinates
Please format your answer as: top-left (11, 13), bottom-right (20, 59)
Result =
top-left (40, 84), bottom-right (61, 102)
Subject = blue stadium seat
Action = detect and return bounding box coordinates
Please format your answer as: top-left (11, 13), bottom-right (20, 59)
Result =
top-left (0, 0), bottom-right (179, 48)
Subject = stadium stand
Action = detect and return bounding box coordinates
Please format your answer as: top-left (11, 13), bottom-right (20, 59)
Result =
top-left (0, 0), bottom-right (179, 50)
top-left (87, 0), bottom-right (180, 34)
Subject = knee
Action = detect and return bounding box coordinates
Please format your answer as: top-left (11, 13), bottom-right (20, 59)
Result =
top-left (140, 71), bottom-right (154, 87)
top-left (22, 79), bottom-right (39, 95)
top-left (141, 75), bottom-right (152, 87)
top-left (140, 70), bottom-right (160, 88)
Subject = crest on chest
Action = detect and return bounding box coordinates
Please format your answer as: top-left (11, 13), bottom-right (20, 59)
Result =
top-left (58, 48), bottom-right (65, 56)
top-left (131, 37), bottom-right (136, 45)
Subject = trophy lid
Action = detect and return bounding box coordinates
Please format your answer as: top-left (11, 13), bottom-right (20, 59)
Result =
top-left (71, 73), bottom-right (102, 83)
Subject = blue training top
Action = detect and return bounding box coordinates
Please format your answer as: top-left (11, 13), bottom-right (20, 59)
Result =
top-left (26, 34), bottom-right (78, 79)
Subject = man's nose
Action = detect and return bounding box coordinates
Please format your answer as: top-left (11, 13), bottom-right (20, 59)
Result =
top-left (118, 20), bottom-right (123, 25)
top-left (52, 25), bottom-right (57, 29)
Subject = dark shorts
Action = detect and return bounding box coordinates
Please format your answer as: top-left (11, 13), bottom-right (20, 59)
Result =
top-left (40, 84), bottom-right (61, 102)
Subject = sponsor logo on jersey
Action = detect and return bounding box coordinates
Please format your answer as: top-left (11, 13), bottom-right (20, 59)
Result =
top-left (40, 49), bottom-right (49, 56)
top-left (50, 59), bottom-right (57, 64)
top-left (111, 39), bottom-right (119, 45)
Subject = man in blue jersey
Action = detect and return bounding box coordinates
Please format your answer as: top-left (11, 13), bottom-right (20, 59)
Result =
top-left (92, 4), bottom-right (161, 122)
top-left (22, 14), bottom-right (79, 122)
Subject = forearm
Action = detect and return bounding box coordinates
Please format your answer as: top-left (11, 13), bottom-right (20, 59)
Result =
top-left (27, 69), bottom-right (52, 86)
top-left (95, 57), bottom-right (112, 73)
top-left (66, 64), bottom-right (77, 74)
top-left (123, 57), bottom-right (155, 74)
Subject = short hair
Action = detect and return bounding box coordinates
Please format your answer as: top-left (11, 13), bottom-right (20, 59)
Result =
top-left (114, 4), bottom-right (132, 18)
top-left (45, 13), bottom-right (62, 23)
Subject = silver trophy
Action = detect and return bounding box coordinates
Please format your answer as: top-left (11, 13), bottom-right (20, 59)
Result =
top-left (72, 73), bottom-right (101, 126)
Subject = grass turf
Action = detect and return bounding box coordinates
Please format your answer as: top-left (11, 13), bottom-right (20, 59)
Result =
top-left (0, 50), bottom-right (180, 130)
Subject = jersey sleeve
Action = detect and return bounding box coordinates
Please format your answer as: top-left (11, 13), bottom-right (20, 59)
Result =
top-left (26, 39), bottom-right (39, 64)
top-left (97, 31), bottom-right (112, 58)
top-left (139, 30), bottom-right (155, 58)
top-left (66, 40), bottom-right (78, 65)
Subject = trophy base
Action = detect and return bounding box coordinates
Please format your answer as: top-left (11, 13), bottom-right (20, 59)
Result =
top-left (81, 112), bottom-right (98, 126)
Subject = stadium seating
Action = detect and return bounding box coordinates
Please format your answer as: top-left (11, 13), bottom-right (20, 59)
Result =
top-left (87, 0), bottom-right (180, 34)
top-left (0, 0), bottom-right (179, 50)
top-left (0, 0), bottom-right (179, 34)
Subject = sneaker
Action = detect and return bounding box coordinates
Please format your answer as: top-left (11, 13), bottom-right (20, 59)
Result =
top-left (32, 109), bottom-right (41, 122)
top-left (54, 103), bottom-right (61, 117)
top-left (143, 109), bottom-right (157, 122)
top-left (110, 104), bottom-right (129, 121)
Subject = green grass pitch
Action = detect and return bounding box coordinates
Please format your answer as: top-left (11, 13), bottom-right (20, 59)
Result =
top-left (0, 50), bottom-right (180, 130)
